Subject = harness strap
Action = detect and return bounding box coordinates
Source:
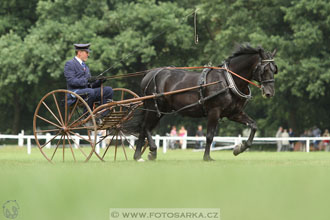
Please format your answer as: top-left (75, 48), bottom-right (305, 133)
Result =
top-left (144, 68), bottom-right (163, 95)
top-left (144, 68), bottom-right (165, 117)
top-left (141, 86), bottom-right (229, 115)
top-left (224, 63), bottom-right (252, 100)
top-left (177, 86), bottom-right (228, 114)
top-left (198, 67), bottom-right (212, 116)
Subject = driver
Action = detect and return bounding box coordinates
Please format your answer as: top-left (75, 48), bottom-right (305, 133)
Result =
top-left (64, 43), bottom-right (113, 115)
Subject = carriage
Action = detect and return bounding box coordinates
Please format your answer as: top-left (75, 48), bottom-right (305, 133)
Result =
top-left (33, 87), bottom-right (143, 162)
top-left (33, 45), bottom-right (278, 163)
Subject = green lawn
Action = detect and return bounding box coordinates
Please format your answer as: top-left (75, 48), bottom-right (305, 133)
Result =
top-left (1, 146), bottom-right (330, 220)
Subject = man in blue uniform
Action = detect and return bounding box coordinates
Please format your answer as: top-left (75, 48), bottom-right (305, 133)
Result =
top-left (64, 43), bottom-right (113, 113)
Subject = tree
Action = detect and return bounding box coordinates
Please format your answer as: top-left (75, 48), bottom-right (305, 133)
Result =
top-left (0, 0), bottom-right (196, 133)
top-left (193, 0), bottom-right (330, 136)
top-left (0, 0), bottom-right (38, 37)
top-left (253, 0), bottom-right (330, 134)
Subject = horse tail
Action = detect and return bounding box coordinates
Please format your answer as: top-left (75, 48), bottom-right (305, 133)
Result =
top-left (121, 108), bottom-right (145, 135)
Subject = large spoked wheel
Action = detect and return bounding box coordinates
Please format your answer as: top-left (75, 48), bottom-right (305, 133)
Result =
top-left (33, 89), bottom-right (97, 163)
top-left (95, 88), bottom-right (147, 161)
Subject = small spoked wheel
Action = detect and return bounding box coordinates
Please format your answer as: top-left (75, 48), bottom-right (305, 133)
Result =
top-left (33, 89), bottom-right (98, 163)
top-left (95, 88), bottom-right (147, 161)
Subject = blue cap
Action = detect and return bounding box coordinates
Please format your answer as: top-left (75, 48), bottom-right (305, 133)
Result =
top-left (74, 43), bottom-right (91, 52)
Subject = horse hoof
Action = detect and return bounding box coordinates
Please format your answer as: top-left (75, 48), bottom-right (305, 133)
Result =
top-left (148, 151), bottom-right (157, 161)
top-left (233, 143), bottom-right (244, 156)
top-left (133, 151), bottom-right (142, 161)
top-left (203, 156), bottom-right (215, 161)
top-left (137, 158), bottom-right (145, 162)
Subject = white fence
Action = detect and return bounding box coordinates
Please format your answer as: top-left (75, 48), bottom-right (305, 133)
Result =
top-left (1, 130), bottom-right (330, 155)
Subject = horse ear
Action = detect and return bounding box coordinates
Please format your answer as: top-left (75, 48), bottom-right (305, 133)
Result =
top-left (272, 49), bottom-right (277, 57)
top-left (259, 48), bottom-right (266, 59)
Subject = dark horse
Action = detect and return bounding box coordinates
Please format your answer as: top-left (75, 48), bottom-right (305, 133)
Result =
top-left (133, 45), bottom-right (278, 161)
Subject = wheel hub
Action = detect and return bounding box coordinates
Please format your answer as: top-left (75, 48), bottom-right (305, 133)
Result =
top-left (61, 126), bottom-right (69, 133)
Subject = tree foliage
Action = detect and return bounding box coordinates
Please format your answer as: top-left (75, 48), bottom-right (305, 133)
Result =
top-left (0, 0), bottom-right (330, 135)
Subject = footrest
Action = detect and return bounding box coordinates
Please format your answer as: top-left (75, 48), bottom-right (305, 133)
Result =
top-left (97, 111), bottom-right (129, 129)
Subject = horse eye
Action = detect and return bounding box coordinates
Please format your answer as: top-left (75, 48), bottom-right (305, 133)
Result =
top-left (274, 65), bottom-right (278, 74)
top-left (269, 63), bottom-right (277, 74)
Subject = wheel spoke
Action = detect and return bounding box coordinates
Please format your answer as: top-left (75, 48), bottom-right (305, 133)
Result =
top-left (66, 134), bottom-right (76, 162)
top-left (36, 115), bottom-right (62, 129)
top-left (69, 126), bottom-right (95, 131)
top-left (120, 131), bottom-right (136, 150)
top-left (62, 133), bottom-right (66, 162)
top-left (120, 133), bottom-right (128, 160)
top-left (51, 135), bottom-right (63, 160)
top-left (67, 133), bottom-right (87, 158)
top-left (102, 131), bottom-right (116, 160)
top-left (52, 93), bottom-right (64, 125)
top-left (141, 140), bottom-right (148, 154)
top-left (68, 131), bottom-right (93, 144)
top-left (42, 101), bottom-right (63, 126)
top-left (67, 98), bottom-right (80, 124)
top-left (114, 132), bottom-right (119, 161)
top-left (36, 128), bottom-right (61, 133)
top-left (95, 134), bottom-right (108, 146)
top-left (68, 111), bottom-right (90, 128)
top-left (64, 93), bottom-right (68, 126)
top-left (40, 132), bottom-right (61, 149)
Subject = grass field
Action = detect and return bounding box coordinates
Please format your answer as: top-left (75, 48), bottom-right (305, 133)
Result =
top-left (1, 146), bottom-right (330, 220)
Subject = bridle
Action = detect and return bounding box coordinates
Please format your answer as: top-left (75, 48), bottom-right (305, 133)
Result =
top-left (252, 57), bottom-right (277, 86)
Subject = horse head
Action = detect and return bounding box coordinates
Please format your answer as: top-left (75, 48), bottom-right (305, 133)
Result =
top-left (253, 49), bottom-right (278, 98)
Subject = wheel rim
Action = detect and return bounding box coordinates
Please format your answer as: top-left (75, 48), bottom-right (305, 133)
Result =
top-left (33, 89), bottom-right (97, 163)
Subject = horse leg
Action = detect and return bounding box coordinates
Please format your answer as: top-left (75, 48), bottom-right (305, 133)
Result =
top-left (146, 129), bottom-right (158, 160)
top-left (228, 112), bottom-right (257, 156)
top-left (204, 109), bottom-right (221, 161)
top-left (145, 111), bottom-right (163, 161)
top-left (134, 130), bottom-right (146, 161)
top-left (134, 110), bottom-right (161, 161)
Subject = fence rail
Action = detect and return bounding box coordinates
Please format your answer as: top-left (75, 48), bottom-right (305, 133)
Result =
top-left (1, 130), bottom-right (330, 155)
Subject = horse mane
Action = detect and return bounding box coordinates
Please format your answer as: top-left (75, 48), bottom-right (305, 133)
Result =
top-left (226, 44), bottom-right (264, 63)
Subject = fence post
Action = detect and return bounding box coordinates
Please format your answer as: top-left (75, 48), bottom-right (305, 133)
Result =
top-left (74, 134), bottom-right (80, 149)
top-left (162, 137), bottom-right (167, 153)
top-left (238, 134), bottom-right (242, 144)
top-left (101, 137), bottom-right (106, 149)
top-left (18, 130), bottom-right (24, 147)
top-left (306, 139), bottom-right (310, 152)
top-left (234, 136), bottom-right (239, 146)
top-left (45, 133), bottom-right (51, 148)
top-left (127, 136), bottom-right (134, 149)
top-left (155, 135), bottom-right (160, 149)
top-left (181, 135), bottom-right (187, 150)
top-left (95, 135), bottom-right (100, 154)
top-left (27, 138), bottom-right (31, 155)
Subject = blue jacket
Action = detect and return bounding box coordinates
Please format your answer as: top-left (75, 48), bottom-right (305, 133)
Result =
top-left (64, 58), bottom-right (101, 90)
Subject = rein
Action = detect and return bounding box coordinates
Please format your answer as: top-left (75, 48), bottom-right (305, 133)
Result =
top-left (103, 66), bottom-right (262, 89)
top-left (167, 66), bottom-right (261, 88)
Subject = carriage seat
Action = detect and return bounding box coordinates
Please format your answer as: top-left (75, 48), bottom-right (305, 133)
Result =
top-left (62, 92), bottom-right (89, 107)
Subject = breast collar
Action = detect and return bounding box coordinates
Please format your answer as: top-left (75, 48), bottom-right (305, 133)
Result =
top-left (224, 63), bottom-right (252, 100)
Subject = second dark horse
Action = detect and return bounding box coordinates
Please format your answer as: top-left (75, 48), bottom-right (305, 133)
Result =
top-left (134, 45), bottom-right (278, 161)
